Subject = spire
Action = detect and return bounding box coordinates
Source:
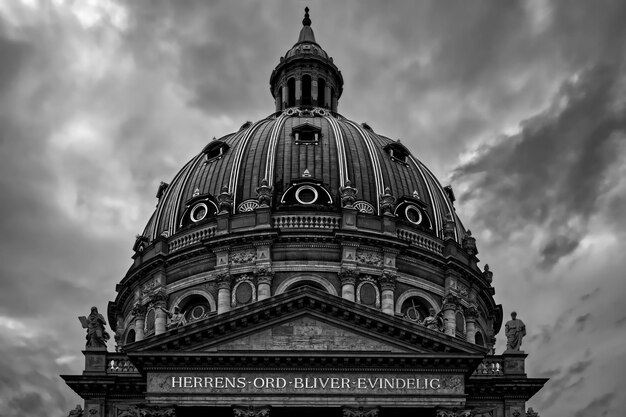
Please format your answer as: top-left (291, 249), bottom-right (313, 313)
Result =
top-left (302, 6), bottom-right (311, 26)
top-left (297, 7), bottom-right (316, 44)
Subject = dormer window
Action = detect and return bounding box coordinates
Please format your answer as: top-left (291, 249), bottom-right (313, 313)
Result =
top-left (383, 142), bottom-right (410, 165)
top-left (202, 140), bottom-right (230, 163)
top-left (292, 122), bottom-right (321, 145)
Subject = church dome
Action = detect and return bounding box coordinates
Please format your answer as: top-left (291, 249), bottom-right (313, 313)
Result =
top-left (112, 8), bottom-right (500, 353)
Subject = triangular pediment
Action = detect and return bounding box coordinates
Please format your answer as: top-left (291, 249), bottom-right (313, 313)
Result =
top-left (126, 286), bottom-right (488, 356)
top-left (210, 314), bottom-right (409, 352)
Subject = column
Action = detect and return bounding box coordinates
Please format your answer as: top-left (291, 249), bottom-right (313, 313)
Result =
top-left (311, 78), bottom-right (318, 104)
top-left (465, 306), bottom-right (478, 344)
top-left (152, 290), bottom-right (168, 336)
top-left (217, 272), bottom-right (232, 314)
top-left (256, 269), bottom-right (274, 301)
top-left (132, 304), bottom-right (146, 341)
top-left (324, 85), bottom-right (331, 108)
top-left (442, 294), bottom-right (458, 337)
top-left (379, 271), bottom-right (396, 315)
top-left (338, 269), bottom-right (357, 302)
top-left (295, 78), bottom-right (302, 105)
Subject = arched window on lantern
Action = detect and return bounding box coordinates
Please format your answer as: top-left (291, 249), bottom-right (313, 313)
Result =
top-left (301, 74), bottom-right (312, 106)
top-left (318, 78), bottom-right (326, 107)
top-left (287, 78), bottom-right (296, 107)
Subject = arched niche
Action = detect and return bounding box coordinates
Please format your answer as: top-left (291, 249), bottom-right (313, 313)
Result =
top-left (170, 289), bottom-right (216, 324)
top-left (125, 328), bottom-right (136, 344)
top-left (275, 274), bottom-right (338, 296)
top-left (395, 288), bottom-right (440, 316)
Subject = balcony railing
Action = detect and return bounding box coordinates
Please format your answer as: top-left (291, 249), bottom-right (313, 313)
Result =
top-left (107, 352), bottom-right (139, 374)
top-left (168, 223), bottom-right (217, 252)
top-left (273, 214), bottom-right (341, 229)
top-left (472, 356), bottom-right (504, 376)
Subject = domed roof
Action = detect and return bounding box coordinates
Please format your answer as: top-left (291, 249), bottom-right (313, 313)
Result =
top-left (141, 106), bottom-right (466, 245)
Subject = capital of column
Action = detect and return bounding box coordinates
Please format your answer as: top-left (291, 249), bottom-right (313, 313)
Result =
top-left (379, 271), bottom-right (397, 291)
top-left (442, 293), bottom-right (459, 311)
top-left (131, 303), bottom-right (147, 319)
top-left (216, 272), bottom-right (232, 290)
top-left (465, 305), bottom-right (479, 322)
top-left (435, 408), bottom-right (471, 417)
top-left (149, 289), bottom-right (168, 307)
top-left (342, 406), bottom-right (379, 417)
top-left (254, 267), bottom-right (274, 285)
top-left (233, 405), bottom-right (271, 417)
top-left (338, 268), bottom-right (358, 286)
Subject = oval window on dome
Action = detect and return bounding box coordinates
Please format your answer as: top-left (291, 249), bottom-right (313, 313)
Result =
top-left (405, 205), bottom-right (423, 225)
top-left (235, 282), bottom-right (253, 304)
top-left (190, 203), bottom-right (208, 222)
top-left (295, 185), bottom-right (318, 204)
top-left (359, 283), bottom-right (377, 306)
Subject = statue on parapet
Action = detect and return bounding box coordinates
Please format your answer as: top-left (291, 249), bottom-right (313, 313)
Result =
top-left (79, 306), bottom-right (110, 349)
top-left (67, 405), bottom-right (83, 417)
top-left (505, 311), bottom-right (526, 351)
top-left (339, 180), bottom-right (358, 208)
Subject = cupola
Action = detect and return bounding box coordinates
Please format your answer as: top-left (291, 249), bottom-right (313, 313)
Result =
top-left (269, 7), bottom-right (344, 112)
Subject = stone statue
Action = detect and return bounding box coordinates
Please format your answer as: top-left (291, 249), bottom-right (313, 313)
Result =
top-left (256, 178), bottom-right (273, 207)
top-left (505, 311), bottom-right (526, 351)
top-left (68, 405), bottom-right (83, 417)
top-left (462, 229), bottom-right (478, 256)
top-left (483, 264), bottom-right (493, 284)
top-left (421, 308), bottom-right (442, 332)
top-left (159, 306), bottom-right (187, 329)
top-left (80, 306), bottom-right (110, 349)
top-left (339, 180), bottom-right (358, 208)
top-left (442, 213), bottom-right (456, 240)
top-left (217, 185), bottom-right (233, 213)
top-left (379, 187), bottom-right (396, 215)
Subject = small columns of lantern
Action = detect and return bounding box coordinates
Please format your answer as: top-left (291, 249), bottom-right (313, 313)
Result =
top-left (254, 267), bottom-right (274, 301)
top-left (256, 178), bottom-right (273, 207)
top-left (483, 264), bottom-right (493, 284)
top-left (379, 187), bottom-right (396, 215)
top-left (131, 303), bottom-right (146, 341)
top-left (339, 180), bottom-right (358, 208)
top-left (379, 271), bottom-right (397, 315)
top-left (216, 272), bottom-right (232, 314)
top-left (465, 305), bottom-right (479, 344)
top-left (442, 294), bottom-right (459, 337)
top-left (217, 185), bottom-right (233, 214)
top-left (462, 229), bottom-right (478, 256)
top-left (338, 268), bottom-right (358, 302)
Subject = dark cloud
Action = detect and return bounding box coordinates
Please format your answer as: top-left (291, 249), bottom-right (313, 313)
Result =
top-left (580, 288), bottom-right (600, 301)
top-left (574, 393), bottom-right (615, 417)
top-left (452, 61), bottom-right (626, 267)
top-left (573, 314), bottom-right (591, 332)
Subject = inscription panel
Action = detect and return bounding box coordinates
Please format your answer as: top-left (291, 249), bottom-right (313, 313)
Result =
top-left (148, 372), bottom-right (464, 396)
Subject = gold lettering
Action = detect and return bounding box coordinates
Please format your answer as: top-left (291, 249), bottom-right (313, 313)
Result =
top-left (357, 378), bottom-right (366, 389)
top-left (406, 378), bottom-right (416, 389)
top-left (396, 378), bottom-right (406, 389)
top-left (194, 377), bottom-right (202, 388)
top-left (342, 378), bottom-right (350, 389)
top-left (184, 376), bottom-right (192, 388)
top-left (215, 377), bottom-right (224, 388)
top-left (237, 377), bottom-right (246, 388)
top-left (430, 378), bottom-right (441, 389)
top-left (253, 378), bottom-right (264, 388)
top-left (204, 377), bottom-right (213, 388)
top-left (330, 378), bottom-right (339, 389)
top-left (294, 377), bottom-right (303, 389)
top-left (171, 377), bottom-right (182, 388)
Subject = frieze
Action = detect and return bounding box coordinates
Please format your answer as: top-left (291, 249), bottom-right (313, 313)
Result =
top-left (356, 250), bottom-right (383, 267)
top-left (230, 249), bottom-right (257, 265)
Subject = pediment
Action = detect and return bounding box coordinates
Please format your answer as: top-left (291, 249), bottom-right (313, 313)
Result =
top-left (126, 286), bottom-right (488, 356)
top-left (210, 315), bottom-right (409, 352)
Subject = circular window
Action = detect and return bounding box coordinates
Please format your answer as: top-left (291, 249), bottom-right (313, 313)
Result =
top-left (190, 305), bottom-right (206, 320)
top-left (190, 203), bottom-right (208, 222)
top-left (295, 186), bottom-right (318, 205)
top-left (360, 283), bottom-right (377, 306)
top-left (405, 205), bottom-right (423, 225)
top-left (235, 282), bottom-right (253, 304)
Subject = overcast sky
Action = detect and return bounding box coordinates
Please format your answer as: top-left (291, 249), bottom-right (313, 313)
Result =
top-left (0, 1), bottom-right (625, 416)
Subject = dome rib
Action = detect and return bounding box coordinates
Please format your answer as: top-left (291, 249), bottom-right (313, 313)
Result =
top-left (263, 112), bottom-right (291, 186)
top-left (343, 120), bottom-right (386, 214)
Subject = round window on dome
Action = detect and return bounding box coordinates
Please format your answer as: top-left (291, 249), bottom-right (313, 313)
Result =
top-left (295, 185), bottom-right (318, 205)
top-left (190, 203), bottom-right (208, 222)
top-left (190, 305), bottom-right (206, 320)
top-left (405, 205), bottom-right (423, 225)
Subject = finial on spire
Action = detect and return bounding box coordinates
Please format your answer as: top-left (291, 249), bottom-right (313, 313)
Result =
top-left (303, 7), bottom-right (311, 26)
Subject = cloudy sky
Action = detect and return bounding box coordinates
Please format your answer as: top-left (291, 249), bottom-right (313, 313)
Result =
top-left (0, 1), bottom-right (625, 416)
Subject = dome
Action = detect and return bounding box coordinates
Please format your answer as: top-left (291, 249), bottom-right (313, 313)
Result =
top-left (140, 108), bottom-right (466, 245)
top-left (112, 7), bottom-right (501, 353)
